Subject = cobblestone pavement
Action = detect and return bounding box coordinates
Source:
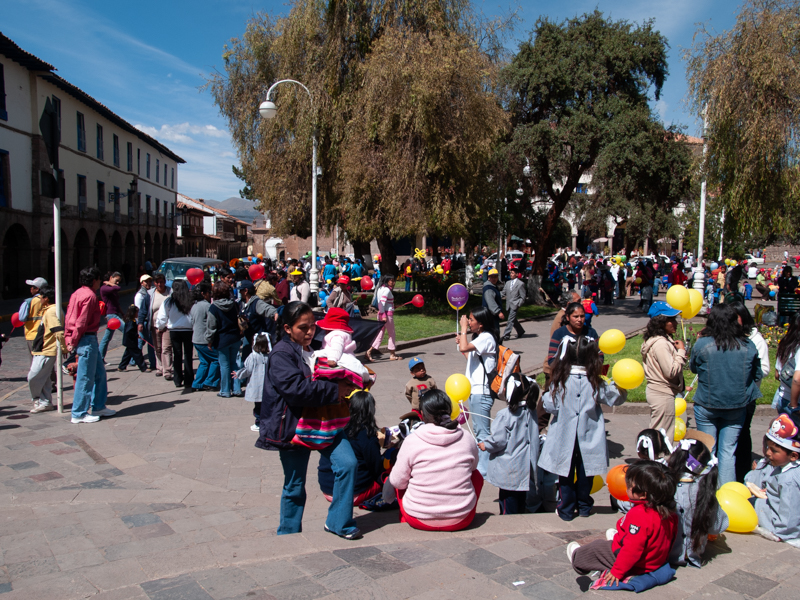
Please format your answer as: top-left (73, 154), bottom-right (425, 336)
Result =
top-left (0, 297), bottom-right (795, 599)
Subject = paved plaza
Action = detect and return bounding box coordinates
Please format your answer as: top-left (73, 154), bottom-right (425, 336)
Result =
top-left (0, 298), bottom-right (795, 599)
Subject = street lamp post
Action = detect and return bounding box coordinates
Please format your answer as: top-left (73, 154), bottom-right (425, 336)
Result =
top-left (259, 79), bottom-right (320, 295)
top-left (693, 107), bottom-right (709, 297)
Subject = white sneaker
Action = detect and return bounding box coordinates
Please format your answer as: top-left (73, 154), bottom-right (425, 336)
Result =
top-left (250, 424), bottom-right (259, 432)
top-left (31, 402), bottom-right (55, 414)
top-left (566, 541), bottom-right (580, 564)
top-left (92, 408), bottom-right (116, 417)
top-left (72, 415), bottom-right (100, 424)
top-left (606, 528), bottom-right (617, 541)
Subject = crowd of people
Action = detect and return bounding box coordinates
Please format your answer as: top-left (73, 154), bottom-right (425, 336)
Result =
top-left (6, 245), bottom-right (800, 590)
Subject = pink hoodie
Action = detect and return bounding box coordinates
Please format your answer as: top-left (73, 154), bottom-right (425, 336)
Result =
top-left (389, 423), bottom-right (479, 520)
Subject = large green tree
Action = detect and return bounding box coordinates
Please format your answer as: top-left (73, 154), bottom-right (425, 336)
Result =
top-left (685, 0), bottom-right (800, 236)
top-left (501, 11), bottom-right (670, 300)
top-left (209, 0), bottom-right (508, 274)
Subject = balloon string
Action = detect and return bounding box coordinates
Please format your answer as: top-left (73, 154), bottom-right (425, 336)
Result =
top-left (681, 317), bottom-right (686, 342)
top-left (138, 333), bottom-right (157, 350)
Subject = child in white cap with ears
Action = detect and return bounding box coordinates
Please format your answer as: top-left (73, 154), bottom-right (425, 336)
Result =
top-left (745, 413), bottom-right (800, 546)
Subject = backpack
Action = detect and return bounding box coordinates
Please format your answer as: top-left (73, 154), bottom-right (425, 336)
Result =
top-left (478, 345), bottom-right (521, 400)
top-left (371, 286), bottom-right (381, 309)
top-left (31, 320), bottom-right (46, 353)
top-left (18, 297), bottom-right (33, 322)
top-left (779, 352), bottom-right (797, 390)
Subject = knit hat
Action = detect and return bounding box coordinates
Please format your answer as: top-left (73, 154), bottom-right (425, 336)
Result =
top-left (316, 307), bottom-right (353, 333)
top-left (766, 414), bottom-right (800, 452)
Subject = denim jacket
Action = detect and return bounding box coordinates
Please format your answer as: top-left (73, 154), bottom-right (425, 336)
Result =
top-left (689, 336), bottom-right (762, 410)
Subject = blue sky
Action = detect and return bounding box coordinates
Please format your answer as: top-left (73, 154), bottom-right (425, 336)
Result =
top-left (5, 0), bottom-right (739, 202)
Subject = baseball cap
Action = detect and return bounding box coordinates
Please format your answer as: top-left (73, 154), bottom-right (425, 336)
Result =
top-left (408, 357), bottom-right (425, 371)
top-left (488, 268), bottom-right (499, 276)
top-left (239, 280), bottom-right (255, 291)
top-left (26, 277), bottom-right (47, 288)
top-left (140, 274), bottom-right (153, 283)
top-left (647, 301), bottom-right (682, 318)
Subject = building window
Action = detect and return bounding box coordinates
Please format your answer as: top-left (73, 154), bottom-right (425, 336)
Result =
top-left (113, 134), bottom-right (120, 167)
top-left (156, 159), bottom-right (160, 183)
top-left (77, 175), bottom-right (87, 215)
top-left (146, 153), bottom-right (150, 179)
top-left (97, 180), bottom-right (105, 214)
top-left (164, 164), bottom-right (167, 186)
top-left (77, 113), bottom-right (86, 152)
top-left (163, 199), bottom-right (167, 224)
top-left (145, 195), bottom-right (151, 225)
top-left (0, 63), bottom-right (6, 121)
top-left (137, 148), bottom-right (141, 174)
top-left (171, 167), bottom-right (174, 189)
top-left (0, 150), bottom-right (10, 207)
top-left (113, 186), bottom-right (120, 222)
top-left (96, 124), bottom-right (104, 160)
top-left (127, 142), bottom-right (132, 171)
top-left (155, 197), bottom-right (160, 221)
top-left (128, 188), bottom-right (135, 220)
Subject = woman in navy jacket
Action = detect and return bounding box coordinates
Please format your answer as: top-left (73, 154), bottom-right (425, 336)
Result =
top-left (256, 302), bottom-right (360, 539)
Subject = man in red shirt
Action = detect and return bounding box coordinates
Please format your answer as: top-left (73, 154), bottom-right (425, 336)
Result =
top-left (65, 267), bottom-right (115, 424)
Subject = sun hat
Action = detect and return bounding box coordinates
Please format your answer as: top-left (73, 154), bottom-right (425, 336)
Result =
top-left (290, 269), bottom-right (303, 276)
top-left (316, 307), bottom-right (353, 333)
top-left (647, 301), bottom-right (681, 318)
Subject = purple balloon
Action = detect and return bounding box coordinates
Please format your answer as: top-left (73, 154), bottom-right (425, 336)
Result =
top-left (446, 283), bottom-right (469, 310)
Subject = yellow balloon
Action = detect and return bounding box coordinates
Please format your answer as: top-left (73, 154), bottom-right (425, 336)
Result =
top-left (435, 266), bottom-right (444, 274)
top-left (635, 277), bottom-right (642, 284)
top-left (666, 285), bottom-right (690, 311)
top-left (675, 396), bottom-right (687, 417)
top-left (445, 374), bottom-right (471, 403)
top-left (599, 329), bottom-right (626, 354)
top-left (451, 400), bottom-right (462, 421)
top-left (674, 417), bottom-right (687, 441)
top-left (572, 474), bottom-right (604, 494)
top-left (720, 481), bottom-right (752, 500)
top-left (717, 489), bottom-right (758, 533)
top-left (682, 288), bottom-right (703, 319)
top-left (612, 359), bottom-right (645, 390)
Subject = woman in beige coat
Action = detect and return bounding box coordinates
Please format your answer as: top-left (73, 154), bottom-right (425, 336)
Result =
top-left (641, 301), bottom-right (686, 441)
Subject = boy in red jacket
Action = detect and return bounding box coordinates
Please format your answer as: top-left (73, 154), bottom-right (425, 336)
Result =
top-left (567, 461), bottom-right (678, 585)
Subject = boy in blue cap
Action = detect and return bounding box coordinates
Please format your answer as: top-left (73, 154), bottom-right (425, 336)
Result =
top-left (404, 357), bottom-right (437, 410)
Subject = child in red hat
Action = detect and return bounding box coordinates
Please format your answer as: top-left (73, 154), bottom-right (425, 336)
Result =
top-left (315, 307), bottom-right (370, 386)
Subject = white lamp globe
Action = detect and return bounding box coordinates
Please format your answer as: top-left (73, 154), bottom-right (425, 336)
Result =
top-left (259, 100), bottom-right (277, 119)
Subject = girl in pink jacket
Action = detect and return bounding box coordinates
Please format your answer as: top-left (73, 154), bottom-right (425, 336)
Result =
top-left (385, 390), bottom-right (481, 531)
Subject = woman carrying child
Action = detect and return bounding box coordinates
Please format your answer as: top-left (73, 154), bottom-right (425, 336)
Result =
top-left (479, 374), bottom-right (540, 514)
top-left (667, 431), bottom-right (729, 567)
top-left (539, 335), bottom-right (627, 521)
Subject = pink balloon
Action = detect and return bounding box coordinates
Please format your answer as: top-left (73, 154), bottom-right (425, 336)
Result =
top-left (186, 268), bottom-right (204, 285)
top-left (10, 312), bottom-right (23, 328)
top-left (248, 263), bottom-right (265, 281)
top-left (360, 277), bottom-right (374, 291)
top-left (411, 294), bottom-right (424, 308)
top-left (107, 318), bottom-right (122, 331)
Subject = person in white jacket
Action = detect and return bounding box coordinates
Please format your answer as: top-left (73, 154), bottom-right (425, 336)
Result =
top-left (155, 279), bottom-right (195, 390)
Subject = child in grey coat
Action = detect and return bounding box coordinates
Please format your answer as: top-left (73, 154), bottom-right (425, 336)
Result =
top-left (539, 335), bottom-right (626, 521)
top-left (479, 374), bottom-right (540, 514)
top-left (233, 334), bottom-right (270, 432)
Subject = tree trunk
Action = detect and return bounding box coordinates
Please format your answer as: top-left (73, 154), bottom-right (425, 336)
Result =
top-left (526, 273), bottom-right (549, 305)
top-left (377, 233), bottom-right (399, 276)
top-left (528, 191), bottom-right (571, 305)
top-left (351, 240), bottom-right (371, 267)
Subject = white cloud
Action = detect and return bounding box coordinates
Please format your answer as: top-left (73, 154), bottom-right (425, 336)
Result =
top-left (655, 100), bottom-right (668, 122)
top-left (134, 122), bottom-right (229, 144)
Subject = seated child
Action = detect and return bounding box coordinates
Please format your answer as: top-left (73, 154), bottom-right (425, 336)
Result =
top-left (614, 429), bottom-right (673, 514)
top-left (568, 460), bottom-right (678, 585)
top-left (745, 414), bottom-right (800, 546)
top-left (405, 357), bottom-right (437, 411)
top-left (667, 431), bottom-right (729, 567)
top-left (313, 307), bottom-right (370, 386)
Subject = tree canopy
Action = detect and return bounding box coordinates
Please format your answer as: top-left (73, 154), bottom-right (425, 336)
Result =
top-left (502, 10), bottom-right (672, 278)
top-left (685, 0), bottom-right (800, 235)
top-left (209, 0), bottom-right (509, 273)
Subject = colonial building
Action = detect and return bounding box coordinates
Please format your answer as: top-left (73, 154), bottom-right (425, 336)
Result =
top-left (176, 194), bottom-right (249, 263)
top-left (0, 33), bottom-right (184, 298)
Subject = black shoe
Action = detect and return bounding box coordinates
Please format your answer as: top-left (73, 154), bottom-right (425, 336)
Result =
top-left (203, 386), bottom-right (220, 392)
top-left (118, 367), bottom-right (127, 372)
top-left (324, 524), bottom-right (363, 540)
top-left (502, 335), bottom-right (510, 341)
top-left (231, 391), bottom-right (243, 398)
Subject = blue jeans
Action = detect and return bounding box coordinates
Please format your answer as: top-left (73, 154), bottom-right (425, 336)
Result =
top-left (72, 334), bottom-right (108, 419)
top-left (693, 404), bottom-right (746, 485)
top-left (217, 340), bottom-right (241, 397)
top-left (277, 432), bottom-right (358, 535)
top-left (192, 344), bottom-right (220, 389)
top-left (557, 442), bottom-right (593, 520)
top-left (98, 314), bottom-right (120, 359)
top-left (470, 392), bottom-right (494, 477)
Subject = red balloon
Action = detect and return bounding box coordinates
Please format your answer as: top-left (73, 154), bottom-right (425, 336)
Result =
top-left (98, 300), bottom-right (107, 316)
top-left (186, 268), bottom-right (204, 285)
top-left (248, 263), bottom-right (265, 281)
top-left (10, 312), bottom-right (23, 328)
top-left (360, 277), bottom-right (374, 291)
top-left (107, 318), bottom-right (122, 331)
top-left (606, 464), bottom-right (629, 501)
top-left (411, 294), bottom-right (424, 308)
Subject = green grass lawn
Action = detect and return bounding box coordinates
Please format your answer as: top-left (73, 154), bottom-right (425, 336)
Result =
top-left (536, 333), bottom-right (778, 404)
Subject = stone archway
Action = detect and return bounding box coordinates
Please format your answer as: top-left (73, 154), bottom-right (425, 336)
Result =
top-left (73, 228), bottom-right (91, 289)
top-left (144, 232), bottom-right (152, 267)
top-left (2, 224), bottom-right (32, 299)
top-left (169, 234), bottom-right (175, 259)
top-left (93, 229), bottom-right (109, 275)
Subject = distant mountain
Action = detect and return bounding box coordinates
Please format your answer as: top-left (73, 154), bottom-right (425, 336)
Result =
top-left (204, 196), bottom-right (264, 223)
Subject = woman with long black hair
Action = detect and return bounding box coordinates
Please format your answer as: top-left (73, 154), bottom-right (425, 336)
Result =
top-left (155, 279), bottom-right (195, 390)
top-left (256, 302), bottom-right (360, 539)
top-left (690, 303), bottom-right (762, 484)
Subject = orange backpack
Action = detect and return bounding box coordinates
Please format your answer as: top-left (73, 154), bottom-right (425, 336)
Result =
top-left (479, 345), bottom-right (521, 400)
